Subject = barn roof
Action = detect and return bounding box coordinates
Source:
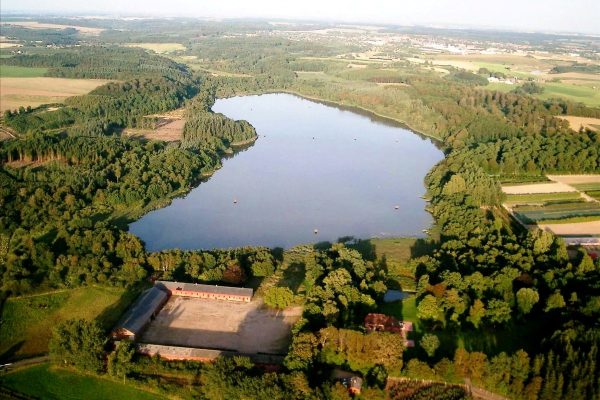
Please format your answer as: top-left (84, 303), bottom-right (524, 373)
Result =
top-left (156, 281), bottom-right (253, 298)
top-left (116, 286), bottom-right (167, 336)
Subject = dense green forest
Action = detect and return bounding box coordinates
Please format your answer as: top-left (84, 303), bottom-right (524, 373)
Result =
top-left (1, 25), bottom-right (599, 400)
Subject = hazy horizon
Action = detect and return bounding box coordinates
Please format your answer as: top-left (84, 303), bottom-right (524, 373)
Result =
top-left (2, 0), bottom-right (600, 35)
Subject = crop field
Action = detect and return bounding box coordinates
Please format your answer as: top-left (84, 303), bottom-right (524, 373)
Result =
top-left (504, 192), bottom-right (583, 205)
top-left (537, 221), bottom-right (600, 235)
top-left (0, 65), bottom-right (47, 77)
top-left (141, 296), bottom-right (303, 354)
top-left (503, 175), bottom-right (600, 235)
top-left (513, 202), bottom-right (600, 224)
top-left (536, 82), bottom-right (600, 107)
top-left (125, 42), bottom-right (187, 53)
top-left (0, 364), bottom-right (162, 400)
top-left (573, 183), bottom-right (600, 192)
top-left (0, 77), bottom-right (110, 111)
top-left (0, 21), bottom-right (104, 35)
top-left (502, 182), bottom-right (577, 195)
top-left (0, 286), bottom-right (138, 361)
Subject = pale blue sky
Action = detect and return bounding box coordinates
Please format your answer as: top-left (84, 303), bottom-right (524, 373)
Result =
top-left (2, 0), bottom-right (599, 35)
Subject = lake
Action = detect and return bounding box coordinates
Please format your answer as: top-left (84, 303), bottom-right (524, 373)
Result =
top-left (130, 93), bottom-right (444, 251)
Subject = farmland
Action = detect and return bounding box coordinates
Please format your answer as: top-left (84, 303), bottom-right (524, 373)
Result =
top-left (512, 201), bottom-right (600, 224)
top-left (503, 175), bottom-right (600, 235)
top-left (0, 21), bottom-right (104, 35)
top-left (0, 77), bottom-right (110, 111)
top-left (0, 364), bottom-right (163, 400)
top-left (0, 65), bottom-right (47, 77)
top-left (0, 286), bottom-right (139, 361)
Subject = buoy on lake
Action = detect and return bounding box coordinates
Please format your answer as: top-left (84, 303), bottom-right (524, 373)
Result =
top-left (233, 199), bottom-right (238, 204)
top-left (314, 229), bottom-right (319, 235)
top-left (394, 205), bottom-right (399, 210)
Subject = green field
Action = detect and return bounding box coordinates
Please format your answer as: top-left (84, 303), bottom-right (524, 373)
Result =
top-left (0, 286), bottom-right (140, 361)
top-left (0, 65), bottom-right (48, 77)
top-left (498, 175), bottom-right (550, 185)
top-left (573, 183), bottom-right (600, 192)
top-left (586, 191), bottom-right (600, 201)
top-left (368, 237), bottom-right (434, 291)
top-left (536, 82), bottom-right (600, 107)
top-left (0, 364), bottom-right (164, 400)
top-left (505, 192), bottom-right (582, 205)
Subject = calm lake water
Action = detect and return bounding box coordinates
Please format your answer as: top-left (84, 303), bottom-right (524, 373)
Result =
top-left (130, 93), bottom-right (444, 251)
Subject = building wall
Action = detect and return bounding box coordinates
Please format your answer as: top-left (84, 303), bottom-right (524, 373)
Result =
top-left (168, 289), bottom-right (251, 302)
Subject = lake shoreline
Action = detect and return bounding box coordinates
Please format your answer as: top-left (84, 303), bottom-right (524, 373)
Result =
top-left (131, 93), bottom-right (443, 250)
top-left (218, 89), bottom-right (444, 145)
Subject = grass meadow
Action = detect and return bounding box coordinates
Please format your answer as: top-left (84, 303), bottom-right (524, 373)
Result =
top-left (0, 364), bottom-right (164, 400)
top-left (0, 65), bottom-right (48, 77)
top-left (0, 286), bottom-right (140, 361)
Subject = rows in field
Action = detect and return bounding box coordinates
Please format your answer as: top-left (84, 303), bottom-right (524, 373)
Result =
top-left (513, 201), bottom-right (600, 224)
top-left (573, 183), bottom-right (600, 192)
top-left (388, 380), bottom-right (469, 400)
top-left (504, 192), bottom-right (582, 205)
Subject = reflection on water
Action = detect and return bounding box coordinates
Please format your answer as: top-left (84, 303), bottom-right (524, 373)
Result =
top-left (130, 93), bottom-right (444, 250)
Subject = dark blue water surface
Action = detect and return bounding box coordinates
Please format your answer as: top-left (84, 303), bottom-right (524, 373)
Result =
top-left (130, 93), bottom-right (444, 250)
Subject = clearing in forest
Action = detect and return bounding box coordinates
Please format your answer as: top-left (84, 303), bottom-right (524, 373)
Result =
top-left (124, 108), bottom-right (186, 142)
top-left (557, 116), bottom-right (600, 131)
top-left (125, 43), bottom-right (186, 53)
top-left (0, 77), bottom-right (110, 111)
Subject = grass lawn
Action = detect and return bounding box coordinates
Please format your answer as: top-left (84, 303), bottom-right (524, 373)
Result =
top-left (0, 65), bottom-right (48, 77)
top-left (0, 286), bottom-right (141, 361)
top-left (378, 296), bottom-right (418, 325)
top-left (369, 237), bottom-right (434, 291)
top-left (0, 364), bottom-right (164, 400)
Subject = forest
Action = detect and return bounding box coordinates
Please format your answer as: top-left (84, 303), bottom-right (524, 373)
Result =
top-left (1, 25), bottom-right (599, 400)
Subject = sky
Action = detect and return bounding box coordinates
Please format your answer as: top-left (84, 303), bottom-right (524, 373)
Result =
top-left (2, 0), bottom-right (599, 35)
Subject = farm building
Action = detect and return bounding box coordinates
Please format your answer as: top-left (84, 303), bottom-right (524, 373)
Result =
top-left (112, 287), bottom-right (168, 340)
top-left (155, 281), bottom-right (253, 302)
top-left (364, 313), bottom-right (412, 333)
top-left (332, 369), bottom-right (363, 396)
